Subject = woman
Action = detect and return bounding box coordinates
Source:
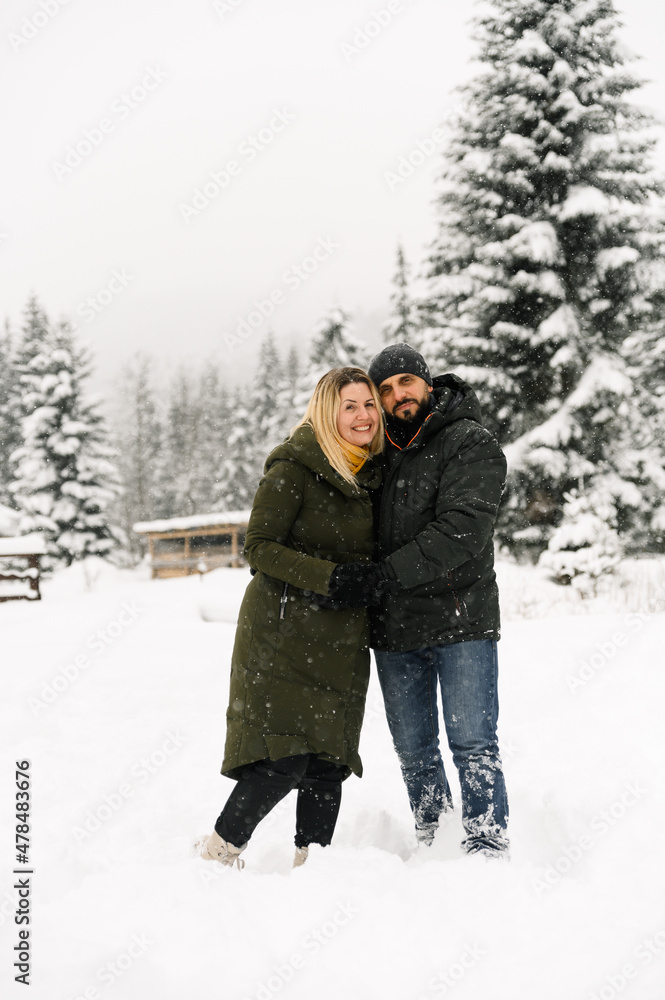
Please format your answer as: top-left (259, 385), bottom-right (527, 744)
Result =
top-left (196, 367), bottom-right (390, 870)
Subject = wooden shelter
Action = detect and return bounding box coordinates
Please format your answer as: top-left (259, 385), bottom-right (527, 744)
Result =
top-left (0, 531), bottom-right (46, 602)
top-left (133, 511), bottom-right (251, 579)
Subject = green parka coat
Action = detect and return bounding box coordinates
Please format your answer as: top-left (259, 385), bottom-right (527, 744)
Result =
top-left (221, 423), bottom-right (381, 781)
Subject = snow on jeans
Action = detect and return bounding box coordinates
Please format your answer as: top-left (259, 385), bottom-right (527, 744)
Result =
top-left (374, 638), bottom-right (509, 853)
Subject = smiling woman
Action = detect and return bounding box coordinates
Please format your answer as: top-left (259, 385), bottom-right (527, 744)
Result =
top-left (295, 367), bottom-right (384, 487)
top-left (194, 367), bottom-right (387, 870)
top-left (337, 382), bottom-right (380, 448)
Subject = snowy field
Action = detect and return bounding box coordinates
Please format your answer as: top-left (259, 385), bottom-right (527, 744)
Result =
top-left (2, 558), bottom-right (665, 1000)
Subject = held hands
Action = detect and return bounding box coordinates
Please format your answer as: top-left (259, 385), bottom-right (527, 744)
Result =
top-left (326, 560), bottom-right (396, 608)
top-left (257, 563), bottom-right (397, 610)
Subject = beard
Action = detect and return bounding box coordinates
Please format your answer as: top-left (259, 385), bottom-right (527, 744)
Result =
top-left (386, 395), bottom-right (431, 431)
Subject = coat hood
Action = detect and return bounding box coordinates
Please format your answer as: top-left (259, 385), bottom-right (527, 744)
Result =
top-left (432, 373), bottom-right (483, 423)
top-left (265, 423), bottom-right (381, 496)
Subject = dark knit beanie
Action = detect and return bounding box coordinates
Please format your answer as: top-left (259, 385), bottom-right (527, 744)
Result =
top-left (368, 343), bottom-right (432, 389)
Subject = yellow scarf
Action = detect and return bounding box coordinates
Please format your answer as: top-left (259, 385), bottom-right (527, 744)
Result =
top-left (340, 442), bottom-right (369, 476)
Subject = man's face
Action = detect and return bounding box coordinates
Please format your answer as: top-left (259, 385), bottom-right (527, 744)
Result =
top-left (377, 372), bottom-right (432, 423)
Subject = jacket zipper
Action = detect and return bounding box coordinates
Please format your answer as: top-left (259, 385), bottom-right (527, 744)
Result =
top-left (447, 571), bottom-right (468, 618)
top-left (379, 453), bottom-right (405, 560)
top-left (279, 582), bottom-right (289, 620)
top-left (380, 416), bottom-right (433, 558)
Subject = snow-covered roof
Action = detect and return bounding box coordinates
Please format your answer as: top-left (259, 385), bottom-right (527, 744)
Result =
top-left (0, 532), bottom-right (47, 556)
top-left (0, 504), bottom-right (21, 537)
top-left (133, 510), bottom-right (252, 534)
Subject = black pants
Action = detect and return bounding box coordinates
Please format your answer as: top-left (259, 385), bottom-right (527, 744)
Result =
top-left (215, 754), bottom-right (346, 850)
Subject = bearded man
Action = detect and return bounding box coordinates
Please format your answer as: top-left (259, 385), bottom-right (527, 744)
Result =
top-left (366, 343), bottom-right (509, 857)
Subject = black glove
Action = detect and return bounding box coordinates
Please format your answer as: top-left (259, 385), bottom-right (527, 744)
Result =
top-left (327, 561), bottom-right (395, 608)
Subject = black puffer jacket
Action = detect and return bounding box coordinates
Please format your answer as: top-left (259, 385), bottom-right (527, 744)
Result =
top-left (371, 374), bottom-right (506, 652)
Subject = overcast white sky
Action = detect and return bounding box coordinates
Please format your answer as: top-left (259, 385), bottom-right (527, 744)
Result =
top-left (2, 0), bottom-right (664, 393)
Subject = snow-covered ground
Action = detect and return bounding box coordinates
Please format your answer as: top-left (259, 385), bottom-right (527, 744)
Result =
top-left (2, 558), bottom-right (664, 999)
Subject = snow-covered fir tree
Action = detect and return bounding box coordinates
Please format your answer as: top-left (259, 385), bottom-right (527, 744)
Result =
top-left (0, 321), bottom-right (21, 505)
top-left (10, 317), bottom-right (122, 567)
top-left (539, 486), bottom-right (622, 593)
top-left (158, 367), bottom-right (207, 518)
top-left (278, 344), bottom-right (301, 436)
top-left (10, 297), bottom-right (53, 497)
top-left (294, 306), bottom-right (368, 416)
top-left (198, 364), bottom-right (233, 511)
top-left (111, 354), bottom-right (164, 556)
top-left (213, 333), bottom-right (290, 505)
top-left (215, 335), bottom-right (304, 511)
top-left (252, 332), bottom-right (287, 453)
top-left (14, 296), bottom-right (51, 392)
top-left (383, 243), bottom-right (420, 346)
top-left (214, 388), bottom-right (259, 513)
top-left (420, 0), bottom-right (665, 559)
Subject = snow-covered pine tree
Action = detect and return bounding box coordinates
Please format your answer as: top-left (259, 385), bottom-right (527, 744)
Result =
top-left (215, 335), bottom-right (306, 513)
top-left (420, 0), bottom-right (665, 559)
top-left (158, 367), bottom-right (206, 518)
top-left (198, 363), bottom-right (233, 511)
top-left (214, 387), bottom-right (259, 513)
top-left (11, 295), bottom-right (52, 449)
top-left (252, 332), bottom-right (286, 453)
top-left (0, 321), bottom-right (21, 505)
top-left (278, 344), bottom-right (301, 437)
top-left (383, 243), bottom-right (420, 346)
top-left (294, 306), bottom-right (368, 417)
top-left (10, 318), bottom-right (122, 567)
top-left (539, 486), bottom-right (622, 593)
top-left (14, 295), bottom-right (51, 386)
top-left (111, 354), bottom-right (164, 557)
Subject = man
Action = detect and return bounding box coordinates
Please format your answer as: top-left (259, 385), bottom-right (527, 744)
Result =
top-left (364, 343), bottom-right (509, 856)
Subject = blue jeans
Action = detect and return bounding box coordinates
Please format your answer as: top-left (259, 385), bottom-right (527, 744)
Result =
top-left (375, 639), bottom-right (509, 854)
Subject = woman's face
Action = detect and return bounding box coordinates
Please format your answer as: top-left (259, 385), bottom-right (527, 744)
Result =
top-left (336, 381), bottom-right (380, 447)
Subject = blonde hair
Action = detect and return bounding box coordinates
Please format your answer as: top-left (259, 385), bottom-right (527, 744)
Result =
top-left (294, 367), bottom-right (384, 485)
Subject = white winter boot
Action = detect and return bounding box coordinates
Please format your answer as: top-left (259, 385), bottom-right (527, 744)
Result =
top-left (293, 846), bottom-right (309, 868)
top-left (195, 830), bottom-right (246, 868)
